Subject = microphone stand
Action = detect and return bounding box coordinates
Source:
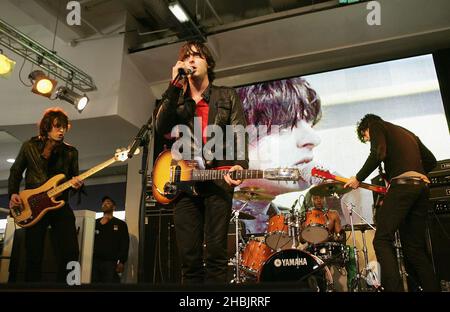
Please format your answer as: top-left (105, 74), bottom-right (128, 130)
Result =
top-left (126, 112), bottom-right (154, 283)
top-left (129, 71), bottom-right (186, 283)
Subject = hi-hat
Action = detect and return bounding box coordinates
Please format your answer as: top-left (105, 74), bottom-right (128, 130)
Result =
top-left (231, 210), bottom-right (256, 220)
top-left (309, 181), bottom-right (352, 197)
top-left (344, 223), bottom-right (376, 232)
top-left (234, 187), bottom-right (275, 202)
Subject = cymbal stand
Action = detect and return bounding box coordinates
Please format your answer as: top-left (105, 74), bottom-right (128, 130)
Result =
top-left (347, 203), bottom-right (362, 291)
top-left (346, 203), bottom-right (381, 291)
top-left (229, 202), bottom-right (248, 284)
top-left (289, 198), bottom-right (301, 249)
top-left (361, 229), bottom-right (370, 274)
top-left (394, 231), bottom-right (412, 292)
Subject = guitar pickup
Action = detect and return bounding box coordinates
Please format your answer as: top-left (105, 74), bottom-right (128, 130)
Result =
top-left (12, 206), bottom-right (21, 216)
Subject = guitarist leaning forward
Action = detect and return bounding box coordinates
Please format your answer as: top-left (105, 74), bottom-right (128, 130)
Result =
top-left (8, 107), bottom-right (83, 283)
top-left (155, 41), bottom-right (248, 285)
top-left (344, 114), bottom-right (439, 292)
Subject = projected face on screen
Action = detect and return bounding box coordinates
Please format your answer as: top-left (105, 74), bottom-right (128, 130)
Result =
top-left (237, 77), bottom-right (322, 195)
top-left (231, 54), bottom-right (449, 235)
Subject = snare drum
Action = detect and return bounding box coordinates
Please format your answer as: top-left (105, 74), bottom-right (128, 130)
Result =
top-left (306, 242), bottom-right (349, 266)
top-left (301, 209), bottom-right (329, 244)
top-left (265, 214), bottom-right (292, 250)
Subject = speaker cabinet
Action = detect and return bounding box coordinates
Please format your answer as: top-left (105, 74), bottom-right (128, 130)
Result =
top-left (427, 213), bottom-right (450, 282)
top-left (143, 212), bottom-right (181, 284)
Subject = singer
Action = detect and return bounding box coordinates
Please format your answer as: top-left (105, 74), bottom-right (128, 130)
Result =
top-left (155, 41), bottom-right (248, 284)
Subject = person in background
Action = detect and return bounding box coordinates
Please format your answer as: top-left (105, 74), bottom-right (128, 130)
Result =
top-left (92, 196), bottom-right (129, 283)
top-left (310, 194), bottom-right (345, 243)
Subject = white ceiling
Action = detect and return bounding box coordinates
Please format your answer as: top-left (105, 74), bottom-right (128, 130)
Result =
top-left (1, 0), bottom-right (450, 192)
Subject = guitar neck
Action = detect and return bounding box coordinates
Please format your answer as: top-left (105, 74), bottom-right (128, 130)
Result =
top-left (47, 157), bottom-right (118, 197)
top-left (331, 175), bottom-right (387, 194)
top-left (191, 169), bottom-right (264, 181)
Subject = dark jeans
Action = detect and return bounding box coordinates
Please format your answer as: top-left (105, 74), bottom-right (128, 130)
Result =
top-left (25, 205), bottom-right (79, 283)
top-left (173, 191), bottom-right (232, 284)
top-left (373, 182), bottom-right (439, 291)
top-left (91, 259), bottom-right (120, 283)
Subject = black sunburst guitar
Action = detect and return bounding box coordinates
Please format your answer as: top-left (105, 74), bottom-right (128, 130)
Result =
top-left (152, 150), bottom-right (301, 204)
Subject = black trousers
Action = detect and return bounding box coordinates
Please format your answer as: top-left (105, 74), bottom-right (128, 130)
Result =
top-left (91, 259), bottom-right (120, 283)
top-left (373, 182), bottom-right (439, 291)
top-left (173, 190), bottom-right (232, 284)
top-left (25, 205), bottom-right (79, 283)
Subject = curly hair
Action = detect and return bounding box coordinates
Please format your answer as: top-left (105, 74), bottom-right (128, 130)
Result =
top-left (178, 41), bottom-right (216, 82)
top-left (39, 107), bottom-right (70, 138)
top-left (356, 114), bottom-right (382, 143)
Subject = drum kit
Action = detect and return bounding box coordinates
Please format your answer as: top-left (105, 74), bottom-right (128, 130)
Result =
top-left (229, 181), bottom-right (381, 292)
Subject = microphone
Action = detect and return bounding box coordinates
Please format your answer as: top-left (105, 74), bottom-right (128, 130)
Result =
top-left (178, 67), bottom-right (193, 76)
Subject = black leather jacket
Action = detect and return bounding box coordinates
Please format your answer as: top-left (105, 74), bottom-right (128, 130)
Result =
top-left (8, 136), bottom-right (79, 202)
top-left (155, 83), bottom-right (249, 194)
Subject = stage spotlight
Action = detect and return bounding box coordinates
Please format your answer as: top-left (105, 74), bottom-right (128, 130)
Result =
top-left (28, 70), bottom-right (57, 97)
top-left (55, 86), bottom-right (89, 113)
top-left (0, 51), bottom-right (16, 78)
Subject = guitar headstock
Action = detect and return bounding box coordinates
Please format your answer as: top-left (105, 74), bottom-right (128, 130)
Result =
top-left (263, 168), bottom-right (300, 181)
top-left (115, 148), bottom-right (130, 162)
top-left (311, 167), bottom-right (335, 180)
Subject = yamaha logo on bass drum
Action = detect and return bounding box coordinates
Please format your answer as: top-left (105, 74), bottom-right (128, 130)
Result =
top-left (273, 257), bottom-right (308, 267)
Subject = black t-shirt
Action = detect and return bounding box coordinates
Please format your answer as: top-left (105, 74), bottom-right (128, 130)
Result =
top-left (93, 217), bottom-right (129, 263)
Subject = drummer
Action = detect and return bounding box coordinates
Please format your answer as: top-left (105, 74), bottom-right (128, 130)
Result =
top-left (310, 195), bottom-right (346, 243)
top-left (304, 193), bottom-right (349, 292)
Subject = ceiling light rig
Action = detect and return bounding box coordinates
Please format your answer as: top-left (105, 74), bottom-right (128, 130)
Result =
top-left (0, 18), bottom-right (96, 92)
top-left (55, 86), bottom-right (89, 113)
top-left (28, 70), bottom-right (57, 98)
top-left (0, 49), bottom-right (15, 78)
top-left (0, 18), bottom-right (96, 113)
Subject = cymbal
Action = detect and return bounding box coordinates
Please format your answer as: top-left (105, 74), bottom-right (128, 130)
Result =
top-left (232, 210), bottom-right (256, 220)
top-left (309, 181), bottom-right (352, 197)
top-left (234, 187), bottom-right (275, 202)
top-left (343, 223), bottom-right (376, 232)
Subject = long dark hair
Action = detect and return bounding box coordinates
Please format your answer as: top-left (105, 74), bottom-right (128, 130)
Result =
top-left (39, 107), bottom-right (70, 138)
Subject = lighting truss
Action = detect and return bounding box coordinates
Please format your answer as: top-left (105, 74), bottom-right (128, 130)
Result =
top-left (0, 18), bottom-right (97, 93)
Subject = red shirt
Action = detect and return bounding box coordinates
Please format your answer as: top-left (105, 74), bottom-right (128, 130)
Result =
top-left (195, 99), bottom-right (209, 144)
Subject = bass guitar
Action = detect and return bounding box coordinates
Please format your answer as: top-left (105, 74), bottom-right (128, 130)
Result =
top-left (11, 148), bottom-right (130, 228)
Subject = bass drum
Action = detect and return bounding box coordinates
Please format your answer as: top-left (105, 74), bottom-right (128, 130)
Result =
top-left (258, 249), bottom-right (334, 292)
